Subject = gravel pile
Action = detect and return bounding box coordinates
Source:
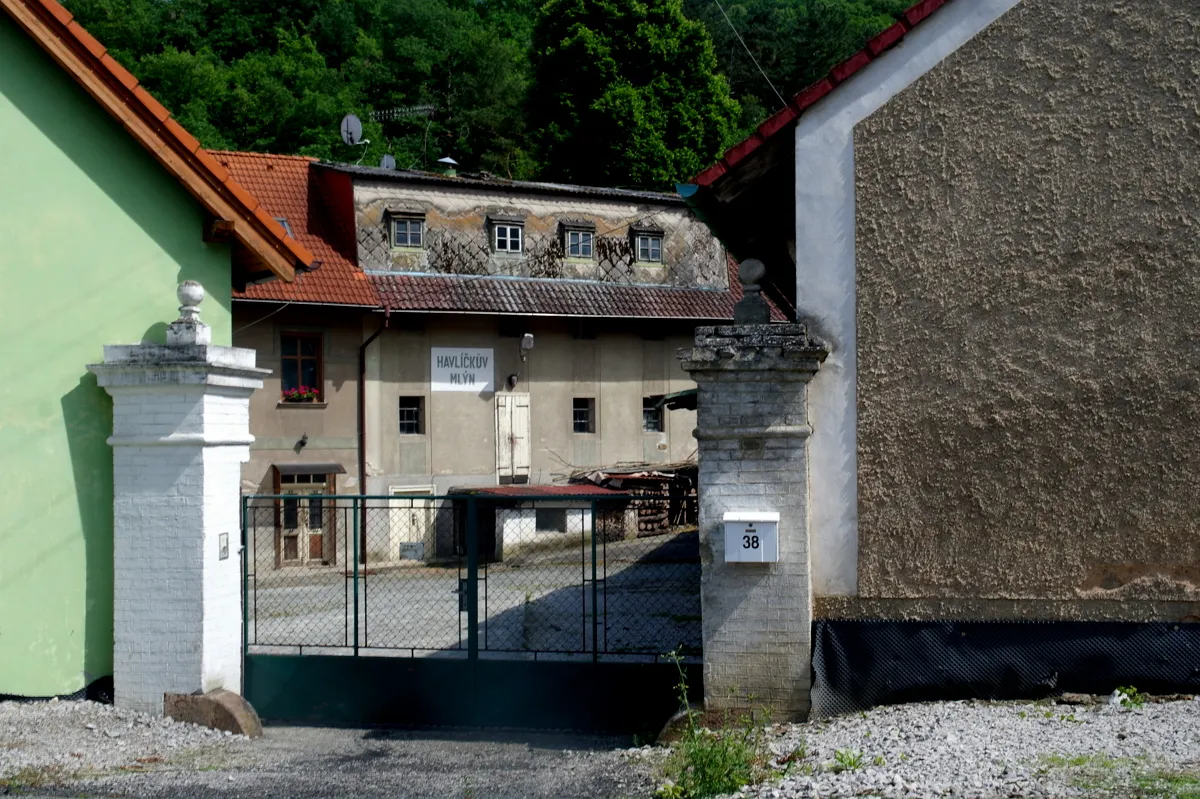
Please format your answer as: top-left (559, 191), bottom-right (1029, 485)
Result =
top-left (0, 698), bottom-right (244, 787)
top-left (738, 695), bottom-right (1200, 798)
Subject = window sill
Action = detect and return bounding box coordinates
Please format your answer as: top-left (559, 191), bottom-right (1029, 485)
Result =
top-left (390, 246), bottom-right (425, 253)
top-left (277, 401), bottom-right (328, 409)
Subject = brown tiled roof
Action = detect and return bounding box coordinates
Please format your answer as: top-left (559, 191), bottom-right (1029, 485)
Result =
top-left (372, 256), bottom-right (786, 321)
top-left (2, 0), bottom-right (313, 281)
top-left (690, 0), bottom-right (949, 190)
top-left (217, 149), bottom-right (782, 320)
top-left (217, 151), bottom-right (377, 307)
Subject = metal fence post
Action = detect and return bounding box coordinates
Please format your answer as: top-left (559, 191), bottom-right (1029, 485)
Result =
top-left (352, 496), bottom-right (360, 656)
top-left (591, 500), bottom-right (599, 663)
top-left (240, 494), bottom-right (249, 692)
top-left (466, 496), bottom-right (479, 661)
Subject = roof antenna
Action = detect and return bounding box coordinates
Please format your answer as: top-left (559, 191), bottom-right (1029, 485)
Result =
top-left (710, 0), bottom-right (787, 108)
top-left (339, 114), bottom-right (370, 165)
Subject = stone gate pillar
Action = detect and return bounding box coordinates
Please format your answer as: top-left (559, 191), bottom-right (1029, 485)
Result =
top-left (89, 282), bottom-right (267, 716)
top-left (679, 260), bottom-right (828, 720)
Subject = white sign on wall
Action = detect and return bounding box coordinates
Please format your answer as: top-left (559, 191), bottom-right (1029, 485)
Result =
top-left (723, 511), bottom-right (780, 563)
top-left (431, 347), bottom-right (494, 392)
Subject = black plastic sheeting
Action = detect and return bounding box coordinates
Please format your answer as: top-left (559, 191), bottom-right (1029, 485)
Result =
top-left (811, 620), bottom-right (1200, 717)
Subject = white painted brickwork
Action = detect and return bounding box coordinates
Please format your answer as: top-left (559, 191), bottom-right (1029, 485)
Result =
top-left (680, 324), bottom-right (827, 720)
top-left (90, 292), bottom-right (267, 715)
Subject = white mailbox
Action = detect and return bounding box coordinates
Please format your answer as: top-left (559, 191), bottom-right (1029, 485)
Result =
top-left (723, 511), bottom-right (780, 563)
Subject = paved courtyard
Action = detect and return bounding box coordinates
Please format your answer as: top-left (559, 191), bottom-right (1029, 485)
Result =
top-left (247, 531), bottom-right (702, 660)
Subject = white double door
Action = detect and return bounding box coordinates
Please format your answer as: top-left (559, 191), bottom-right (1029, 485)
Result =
top-left (496, 393), bottom-right (531, 482)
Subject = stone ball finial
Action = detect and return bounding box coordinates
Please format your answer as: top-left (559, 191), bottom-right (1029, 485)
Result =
top-left (738, 258), bottom-right (767, 287)
top-left (178, 280), bottom-right (205, 309)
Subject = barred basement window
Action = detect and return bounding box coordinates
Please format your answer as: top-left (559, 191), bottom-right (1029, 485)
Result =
top-left (572, 397), bottom-right (596, 434)
top-left (398, 396), bottom-right (425, 435)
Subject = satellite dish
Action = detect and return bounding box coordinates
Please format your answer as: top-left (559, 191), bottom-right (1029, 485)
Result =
top-left (380, 154), bottom-right (396, 170)
top-left (340, 114), bottom-right (363, 146)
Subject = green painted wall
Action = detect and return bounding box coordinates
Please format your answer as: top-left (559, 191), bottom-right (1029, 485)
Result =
top-left (0, 14), bottom-right (232, 696)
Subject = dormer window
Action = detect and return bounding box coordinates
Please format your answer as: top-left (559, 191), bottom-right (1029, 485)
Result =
top-left (494, 223), bottom-right (523, 253)
top-left (391, 215), bottom-right (425, 249)
top-left (637, 234), bottom-right (662, 263)
top-left (561, 220), bottom-right (596, 260)
top-left (566, 230), bottom-right (594, 258)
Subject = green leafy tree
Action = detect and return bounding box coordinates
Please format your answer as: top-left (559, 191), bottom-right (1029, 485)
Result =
top-left (684, 0), bottom-right (908, 134)
top-left (529, 0), bottom-right (740, 190)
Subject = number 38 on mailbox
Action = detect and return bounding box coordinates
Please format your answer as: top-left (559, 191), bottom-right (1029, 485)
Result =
top-left (723, 511), bottom-right (780, 563)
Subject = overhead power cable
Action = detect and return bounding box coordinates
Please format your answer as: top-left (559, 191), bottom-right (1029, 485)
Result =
top-left (710, 0), bottom-right (788, 109)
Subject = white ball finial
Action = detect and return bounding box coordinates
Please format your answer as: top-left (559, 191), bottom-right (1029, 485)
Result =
top-left (178, 281), bottom-right (205, 316)
top-left (167, 281), bottom-right (211, 345)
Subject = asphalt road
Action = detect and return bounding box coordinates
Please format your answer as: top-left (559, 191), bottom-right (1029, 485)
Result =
top-left (25, 726), bottom-right (658, 799)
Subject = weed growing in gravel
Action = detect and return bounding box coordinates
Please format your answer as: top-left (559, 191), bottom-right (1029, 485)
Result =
top-left (873, 755), bottom-right (886, 767)
top-left (1117, 686), bottom-right (1148, 708)
top-left (0, 765), bottom-right (70, 790)
top-left (1133, 769), bottom-right (1200, 799)
top-left (830, 749), bottom-right (864, 774)
top-left (655, 651), bottom-right (772, 799)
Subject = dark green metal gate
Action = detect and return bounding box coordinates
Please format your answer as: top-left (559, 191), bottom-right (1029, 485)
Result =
top-left (241, 493), bottom-right (702, 733)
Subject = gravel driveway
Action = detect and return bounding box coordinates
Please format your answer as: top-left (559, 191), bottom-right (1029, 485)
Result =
top-left (0, 699), bottom-right (653, 798)
top-left (5, 695), bottom-right (1199, 798)
top-left (740, 695), bottom-right (1200, 798)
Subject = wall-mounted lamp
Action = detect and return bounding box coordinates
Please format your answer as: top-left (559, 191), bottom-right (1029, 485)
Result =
top-left (506, 374), bottom-right (520, 390)
top-left (298, 433), bottom-right (309, 449)
top-left (520, 333), bottom-right (535, 362)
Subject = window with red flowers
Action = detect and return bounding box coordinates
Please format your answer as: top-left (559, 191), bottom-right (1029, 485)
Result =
top-left (280, 333), bottom-right (323, 402)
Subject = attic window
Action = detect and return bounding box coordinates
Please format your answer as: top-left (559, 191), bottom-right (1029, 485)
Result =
top-left (566, 229), bottom-right (594, 258)
top-left (391, 216), bottom-right (425, 249)
top-left (274, 217), bottom-right (294, 237)
top-left (493, 223), bottom-right (523, 254)
top-left (636, 234), bottom-right (662, 263)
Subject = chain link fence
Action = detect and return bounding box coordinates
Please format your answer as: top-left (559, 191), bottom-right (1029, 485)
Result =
top-left (243, 493), bottom-right (700, 662)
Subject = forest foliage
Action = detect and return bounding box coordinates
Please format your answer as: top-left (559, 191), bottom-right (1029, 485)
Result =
top-left (63, 0), bottom-right (907, 189)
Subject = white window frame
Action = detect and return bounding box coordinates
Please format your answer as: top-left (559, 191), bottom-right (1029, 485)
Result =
top-left (493, 223), bottom-right (523, 254)
top-left (637, 234), bottom-right (662, 263)
top-left (565, 229), bottom-right (594, 259)
top-left (391, 216), bottom-right (425, 249)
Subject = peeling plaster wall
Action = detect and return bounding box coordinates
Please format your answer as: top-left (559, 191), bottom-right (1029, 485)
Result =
top-left (851, 0), bottom-right (1200, 620)
top-left (351, 180), bottom-right (726, 290)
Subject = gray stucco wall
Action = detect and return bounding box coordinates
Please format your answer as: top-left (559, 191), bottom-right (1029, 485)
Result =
top-left (849, 0), bottom-right (1200, 621)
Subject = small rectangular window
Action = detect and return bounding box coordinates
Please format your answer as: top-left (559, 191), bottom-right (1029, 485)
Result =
top-left (535, 508), bottom-right (568, 532)
top-left (398, 396), bottom-right (425, 435)
top-left (637, 235), bottom-right (662, 263)
top-left (572, 397), bottom-right (596, 434)
top-left (494, 224), bottom-right (523, 253)
top-left (566, 229), bottom-right (594, 258)
top-left (391, 217), bottom-right (424, 248)
top-left (642, 398), bottom-right (664, 433)
top-left (280, 332), bottom-right (323, 401)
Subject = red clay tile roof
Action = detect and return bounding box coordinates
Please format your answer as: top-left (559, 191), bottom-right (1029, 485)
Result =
top-left (2, 0), bottom-right (313, 281)
top-left (216, 151), bottom-right (378, 306)
top-left (219, 150), bottom-right (784, 320)
top-left (690, 0), bottom-right (951, 190)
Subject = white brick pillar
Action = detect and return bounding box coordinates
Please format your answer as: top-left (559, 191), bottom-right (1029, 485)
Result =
top-left (89, 282), bottom-right (267, 715)
top-left (679, 260), bottom-right (829, 720)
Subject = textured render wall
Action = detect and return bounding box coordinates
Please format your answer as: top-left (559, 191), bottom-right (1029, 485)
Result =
top-left (850, 0), bottom-right (1200, 621)
top-left (0, 15), bottom-right (232, 696)
top-left (351, 180), bottom-right (727, 290)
